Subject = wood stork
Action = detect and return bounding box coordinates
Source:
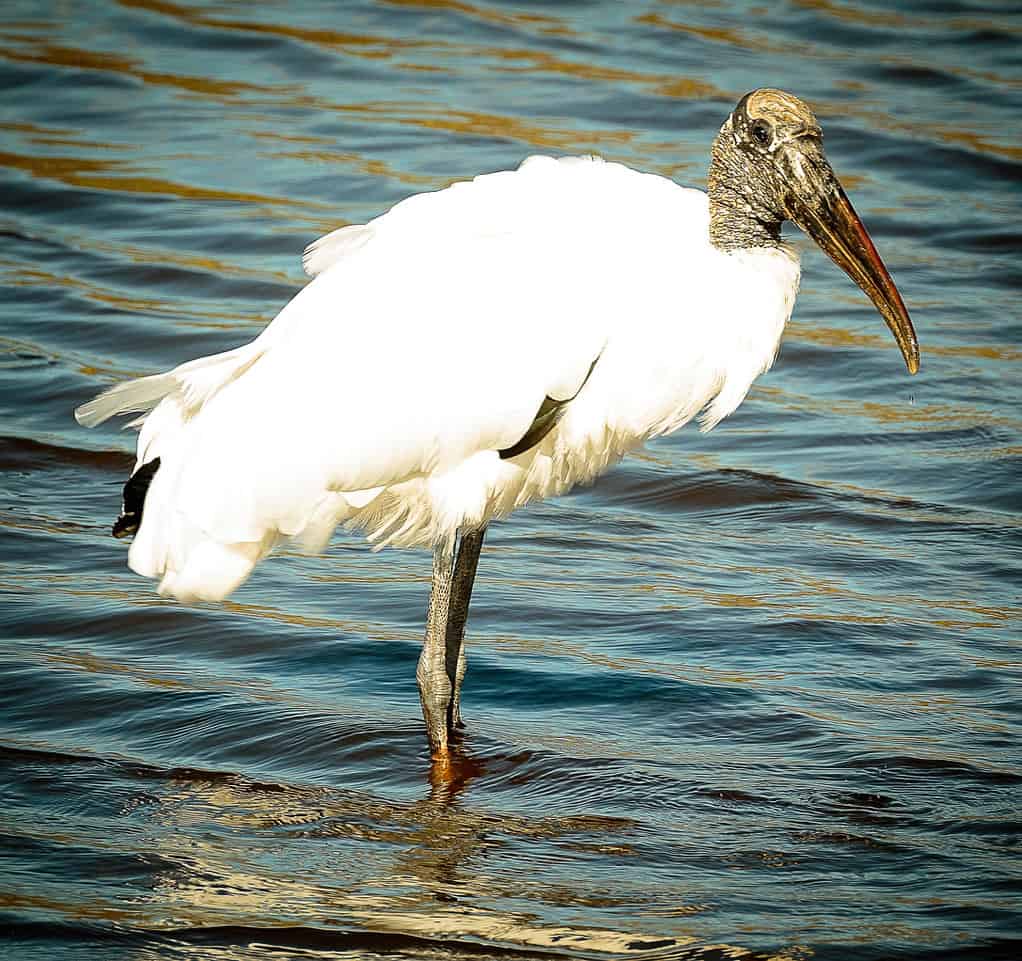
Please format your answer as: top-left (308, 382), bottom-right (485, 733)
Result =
top-left (76, 89), bottom-right (919, 761)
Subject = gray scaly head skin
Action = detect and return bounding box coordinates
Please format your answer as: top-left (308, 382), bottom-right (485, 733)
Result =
top-left (708, 88), bottom-right (920, 374)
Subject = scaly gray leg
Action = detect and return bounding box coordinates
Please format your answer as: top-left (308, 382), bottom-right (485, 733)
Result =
top-left (417, 531), bottom-right (456, 758)
top-left (447, 526), bottom-right (485, 730)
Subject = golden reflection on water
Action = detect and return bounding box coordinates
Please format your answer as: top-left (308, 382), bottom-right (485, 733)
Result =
top-left (485, 45), bottom-right (721, 102)
top-left (135, 768), bottom-right (792, 960)
top-left (382, 0), bottom-right (575, 37)
top-left (787, 317), bottom-right (1022, 365)
top-left (636, 12), bottom-right (784, 54)
top-left (656, 4), bottom-right (1021, 99)
top-left (752, 382), bottom-right (1016, 431)
top-left (1, 39), bottom-right (275, 98)
top-left (4, 0), bottom-right (1018, 172)
top-left (0, 147), bottom-right (289, 205)
top-left (0, 887), bottom-right (139, 927)
top-left (264, 146), bottom-right (437, 188)
top-left (42, 650), bottom-right (190, 690)
top-left (792, 0), bottom-right (1022, 35)
top-left (5, 262), bottom-right (258, 327)
top-left (337, 100), bottom-right (645, 155)
top-left (118, 0), bottom-right (430, 57)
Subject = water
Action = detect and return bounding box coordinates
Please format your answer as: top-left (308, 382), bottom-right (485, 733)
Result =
top-left (2, 2), bottom-right (1020, 959)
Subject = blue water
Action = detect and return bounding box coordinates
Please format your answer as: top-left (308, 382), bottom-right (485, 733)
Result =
top-left (2, 2), bottom-right (1020, 959)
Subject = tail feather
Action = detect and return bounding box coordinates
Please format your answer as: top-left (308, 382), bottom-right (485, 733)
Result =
top-left (74, 372), bottom-right (177, 428)
top-left (76, 344), bottom-right (272, 602)
top-left (75, 345), bottom-right (264, 429)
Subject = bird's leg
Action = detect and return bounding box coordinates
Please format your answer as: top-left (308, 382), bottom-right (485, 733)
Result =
top-left (418, 531), bottom-right (456, 758)
top-left (446, 526), bottom-right (486, 731)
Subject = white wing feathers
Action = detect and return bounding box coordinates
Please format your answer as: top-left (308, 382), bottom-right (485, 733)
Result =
top-left (75, 344), bottom-right (264, 430)
top-left (302, 155), bottom-right (626, 279)
top-left (302, 224), bottom-right (373, 278)
top-left (76, 155), bottom-right (790, 604)
top-left (75, 370), bottom-right (178, 429)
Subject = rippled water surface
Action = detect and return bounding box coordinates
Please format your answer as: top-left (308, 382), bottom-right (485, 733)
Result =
top-left (2, 2), bottom-right (1020, 959)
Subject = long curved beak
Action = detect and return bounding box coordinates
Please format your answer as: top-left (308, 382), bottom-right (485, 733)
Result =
top-left (788, 158), bottom-right (920, 375)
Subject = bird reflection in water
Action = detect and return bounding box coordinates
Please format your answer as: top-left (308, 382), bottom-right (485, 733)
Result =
top-left (398, 748), bottom-right (488, 895)
top-left (127, 751), bottom-right (792, 959)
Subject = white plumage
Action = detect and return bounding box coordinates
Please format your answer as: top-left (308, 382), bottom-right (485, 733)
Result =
top-left (77, 154), bottom-right (800, 603)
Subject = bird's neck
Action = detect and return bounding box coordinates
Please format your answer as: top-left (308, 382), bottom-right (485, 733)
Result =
top-left (708, 193), bottom-right (783, 252)
top-left (707, 127), bottom-right (784, 253)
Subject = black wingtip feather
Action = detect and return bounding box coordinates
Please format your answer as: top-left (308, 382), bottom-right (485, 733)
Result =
top-left (112, 457), bottom-right (161, 539)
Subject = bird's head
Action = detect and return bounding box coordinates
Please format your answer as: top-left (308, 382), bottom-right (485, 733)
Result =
top-left (709, 88), bottom-right (919, 375)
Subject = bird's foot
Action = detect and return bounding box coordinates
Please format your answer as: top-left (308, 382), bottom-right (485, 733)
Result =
top-left (447, 701), bottom-right (466, 732)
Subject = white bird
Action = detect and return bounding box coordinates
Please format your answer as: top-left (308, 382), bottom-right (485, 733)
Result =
top-left (76, 89), bottom-right (919, 761)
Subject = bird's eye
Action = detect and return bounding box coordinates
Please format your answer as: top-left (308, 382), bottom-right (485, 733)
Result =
top-left (751, 121), bottom-right (771, 145)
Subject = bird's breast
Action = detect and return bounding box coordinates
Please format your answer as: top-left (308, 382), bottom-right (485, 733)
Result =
top-left (562, 240), bottom-right (801, 441)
